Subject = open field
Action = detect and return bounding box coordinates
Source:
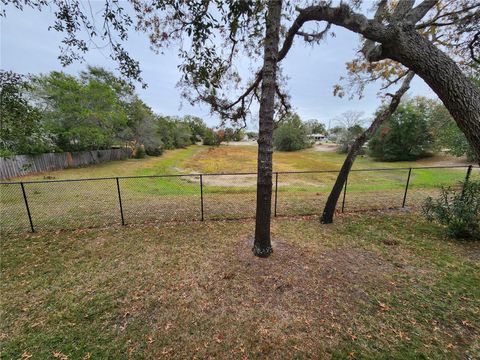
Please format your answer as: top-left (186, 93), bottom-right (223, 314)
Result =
top-left (1, 145), bottom-right (478, 233)
top-left (1, 213), bottom-right (479, 359)
top-left (5, 144), bottom-right (476, 181)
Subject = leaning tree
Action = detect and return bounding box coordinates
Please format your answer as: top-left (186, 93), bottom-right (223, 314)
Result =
top-left (316, 0), bottom-right (480, 223)
top-left (2, 0), bottom-right (479, 256)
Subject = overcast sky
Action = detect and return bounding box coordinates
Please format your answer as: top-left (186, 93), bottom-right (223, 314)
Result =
top-left (0, 1), bottom-right (437, 130)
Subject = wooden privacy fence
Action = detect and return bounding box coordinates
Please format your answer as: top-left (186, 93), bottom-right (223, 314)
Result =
top-left (0, 149), bottom-right (132, 179)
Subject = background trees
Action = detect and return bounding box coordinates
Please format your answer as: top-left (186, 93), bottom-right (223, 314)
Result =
top-left (328, 111), bottom-right (366, 154)
top-left (31, 69), bottom-right (129, 152)
top-left (368, 97), bottom-right (436, 161)
top-left (305, 119), bottom-right (327, 136)
top-left (0, 71), bottom-right (55, 156)
top-left (0, 68), bottom-right (209, 156)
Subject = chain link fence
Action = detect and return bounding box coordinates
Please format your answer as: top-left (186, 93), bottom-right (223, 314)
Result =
top-left (0, 165), bottom-right (477, 234)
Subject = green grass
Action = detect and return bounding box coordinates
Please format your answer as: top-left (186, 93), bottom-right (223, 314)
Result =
top-left (1, 213), bottom-right (479, 359)
top-left (1, 145), bottom-right (476, 233)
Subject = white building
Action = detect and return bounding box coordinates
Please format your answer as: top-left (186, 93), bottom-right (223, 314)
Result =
top-left (308, 133), bottom-right (326, 142)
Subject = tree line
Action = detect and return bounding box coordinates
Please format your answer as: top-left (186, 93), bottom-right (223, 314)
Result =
top-left (0, 67), bottom-right (253, 157)
top-left (274, 95), bottom-right (478, 164)
top-left (328, 96), bottom-right (478, 163)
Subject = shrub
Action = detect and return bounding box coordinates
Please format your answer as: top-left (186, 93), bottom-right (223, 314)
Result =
top-left (273, 113), bottom-right (310, 152)
top-left (369, 99), bottom-right (435, 161)
top-left (133, 145), bottom-right (146, 159)
top-left (145, 145), bottom-right (163, 156)
top-left (422, 180), bottom-right (480, 240)
top-left (202, 129), bottom-right (221, 146)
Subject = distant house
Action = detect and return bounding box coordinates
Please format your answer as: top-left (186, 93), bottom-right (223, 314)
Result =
top-left (308, 133), bottom-right (326, 142)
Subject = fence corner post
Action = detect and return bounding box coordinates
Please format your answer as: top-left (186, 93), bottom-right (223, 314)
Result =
top-left (402, 167), bottom-right (412, 208)
top-left (116, 177), bottom-right (125, 226)
top-left (20, 182), bottom-right (35, 233)
top-left (199, 174), bottom-right (204, 221)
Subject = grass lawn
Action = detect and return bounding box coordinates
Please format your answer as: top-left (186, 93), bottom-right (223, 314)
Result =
top-left (1, 213), bottom-right (479, 359)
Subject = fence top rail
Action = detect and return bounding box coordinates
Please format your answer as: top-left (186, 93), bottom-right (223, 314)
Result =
top-left (0, 164), bottom-right (477, 185)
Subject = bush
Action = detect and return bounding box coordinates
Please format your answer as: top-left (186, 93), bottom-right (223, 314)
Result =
top-left (273, 113), bottom-right (310, 152)
top-left (202, 129), bottom-right (221, 146)
top-left (274, 126), bottom-right (308, 151)
top-left (422, 180), bottom-right (480, 240)
top-left (145, 145), bottom-right (163, 156)
top-left (369, 99), bottom-right (435, 161)
top-left (133, 145), bottom-right (146, 159)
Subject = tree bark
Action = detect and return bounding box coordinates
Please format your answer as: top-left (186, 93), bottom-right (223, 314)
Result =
top-left (252, 0), bottom-right (282, 258)
top-left (321, 72), bottom-right (415, 224)
top-left (378, 27), bottom-right (480, 162)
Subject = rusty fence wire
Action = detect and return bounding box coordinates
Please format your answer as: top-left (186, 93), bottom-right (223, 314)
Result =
top-left (0, 165), bottom-right (478, 234)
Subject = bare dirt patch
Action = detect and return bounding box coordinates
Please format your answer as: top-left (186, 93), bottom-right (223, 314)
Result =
top-left (313, 143), bottom-right (339, 152)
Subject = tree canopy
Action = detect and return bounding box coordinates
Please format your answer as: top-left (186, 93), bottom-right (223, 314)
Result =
top-left (0, 68), bottom-right (209, 156)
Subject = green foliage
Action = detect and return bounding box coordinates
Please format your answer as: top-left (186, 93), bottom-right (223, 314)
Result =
top-left (369, 98), bottom-right (435, 161)
top-left (1, 68), bottom-right (208, 157)
top-left (0, 71), bottom-right (55, 155)
top-left (234, 129), bottom-right (245, 141)
top-left (184, 115), bottom-right (208, 143)
top-left (305, 119), bottom-right (327, 135)
top-left (145, 145), bottom-right (163, 156)
top-left (273, 113), bottom-right (310, 152)
top-left (429, 99), bottom-right (478, 162)
top-left (157, 116), bottom-right (195, 150)
top-left (220, 127), bottom-right (245, 142)
top-left (172, 122), bottom-right (193, 148)
top-left (422, 180), bottom-right (480, 240)
top-left (31, 69), bottom-right (129, 151)
top-left (121, 96), bottom-right (163, 154)
top-left (133, 145), bottom-right (146, 159)
top-left (202, 128), bottom-right (221, 146)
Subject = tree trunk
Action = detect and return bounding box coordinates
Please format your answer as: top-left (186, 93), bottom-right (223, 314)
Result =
top-left (252, 0), bottom-right (282, 258)
top-left (321, 72), bottom-right (414, 224)
top-left (380, 27), bottom-right (480, 162)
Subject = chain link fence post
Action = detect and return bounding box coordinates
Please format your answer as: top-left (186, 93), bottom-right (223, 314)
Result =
top-left (274, 172), bottom-right (278, 217)
top-left (116, 177), bottom-right (125, 225)
top-left (402, 168), bottom-right (412, 208)
top-left (461, 165), bottom-right (473, 198)
top-left (199, 174), bottom-right (204, 221)
top-left (20, 182), bottom-right (35, 233)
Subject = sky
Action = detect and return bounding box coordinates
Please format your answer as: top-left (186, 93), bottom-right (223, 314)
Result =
top-left (0, 1), bottom-right (437, 130)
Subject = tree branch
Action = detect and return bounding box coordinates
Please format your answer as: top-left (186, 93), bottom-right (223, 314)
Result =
top-left (406, 0), bottom-right (439, 24)
top-left (296, 3), bottom-right (391, 43)
top-left (392, 0), bottom-right (416, 21)
top-left (296, 23), bottom-right (331, 43)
